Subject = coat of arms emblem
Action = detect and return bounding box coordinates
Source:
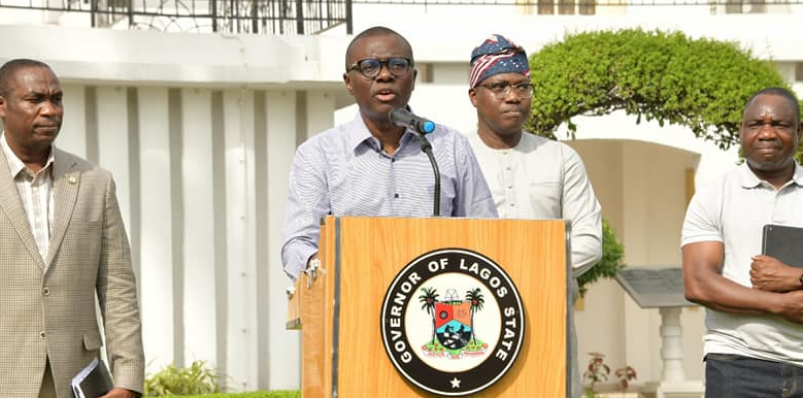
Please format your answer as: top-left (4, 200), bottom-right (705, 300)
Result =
top-left (381, 248), bottom-right (525, 396)
top-left (419, 287), bottom-right (488, 357)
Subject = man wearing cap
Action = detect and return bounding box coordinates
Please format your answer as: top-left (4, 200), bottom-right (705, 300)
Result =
top-left (466, 34), bottom-right (603, 397)
top-left (281, 26), bottom-right (497, 281)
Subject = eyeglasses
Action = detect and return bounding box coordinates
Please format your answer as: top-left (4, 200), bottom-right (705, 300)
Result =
top-left (346, 57), bottom-right (414, 79)
top-left (477, 82), bottom-right (534, 100)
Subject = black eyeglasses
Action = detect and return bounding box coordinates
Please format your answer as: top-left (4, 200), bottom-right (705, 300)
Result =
top-left (477, 82), bottom-right (534, 99)
top-left (346, 57), bottom-right (414, 79)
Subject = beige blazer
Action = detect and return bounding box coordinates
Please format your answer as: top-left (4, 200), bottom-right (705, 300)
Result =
top-left (0, 147), bottom-right (145, 397)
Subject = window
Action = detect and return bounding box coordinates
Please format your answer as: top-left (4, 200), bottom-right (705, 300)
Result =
top-left (579, 0), bottom-right (595, 14)
top-left (723, 0), bottom-right (767, 13)
top-left (725, 0), bottom-right (743, 13)
top-left (418, 63), bottom-right (434, 84)
top-left (558, 0), bottom-right (575, 14)
top-left (538, 0), bottom-right (555, 14)
top-left (538, 0), bottom-right (595, 14)
top-left (795, 62), bottom-right (803, 82)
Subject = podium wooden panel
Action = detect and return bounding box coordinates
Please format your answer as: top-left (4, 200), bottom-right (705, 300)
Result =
top-left (288, 216), bottom-right (568, 397)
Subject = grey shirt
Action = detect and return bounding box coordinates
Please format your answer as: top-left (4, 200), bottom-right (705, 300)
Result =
top-left (682, 162), bottom-right (803, 366)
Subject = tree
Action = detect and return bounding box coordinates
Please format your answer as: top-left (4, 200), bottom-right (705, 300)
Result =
top-left (418, 287), bottom-right (439, 345)
top-left (526, 29), bottom-right (797, 152)
top-left (465, 288), bottom-right (484, 344)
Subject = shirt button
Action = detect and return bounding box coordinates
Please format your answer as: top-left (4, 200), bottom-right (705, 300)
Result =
top-left (506, 167), bottom-right (511, 171)
top-left (42, 287), bottom-right (50, 296)
top-left (39, 331), bottom-right (46, 339)
top-left (509, 203), bottom-right (515, 207)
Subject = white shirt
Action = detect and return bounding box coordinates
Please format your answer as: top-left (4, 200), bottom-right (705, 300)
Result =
top-left (468, 131), bottom-right (602, 275)
top-left (1, 133), bottom-right (55, 260)
top-left (682, 162), bottom-right (803, 366)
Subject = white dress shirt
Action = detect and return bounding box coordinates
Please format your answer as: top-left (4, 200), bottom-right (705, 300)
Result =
top-left (1, 133), bottom-right (55, 260)
top-left (468, 131), bottom-right (602, 275)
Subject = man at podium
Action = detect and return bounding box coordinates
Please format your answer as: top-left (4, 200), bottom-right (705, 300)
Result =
top-left (281, 26), bottom-right (497, 280)
top-left (465, 34), bottom-right (603, 398)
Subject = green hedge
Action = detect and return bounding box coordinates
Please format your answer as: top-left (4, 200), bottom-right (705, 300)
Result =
top-left (527, 28), bottom-right (793, 151)
top-left (578, 219), bottom-right (624, 297)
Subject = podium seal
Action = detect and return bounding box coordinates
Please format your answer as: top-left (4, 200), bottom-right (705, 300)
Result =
top-left (380, 248), bottom-right (525, 396)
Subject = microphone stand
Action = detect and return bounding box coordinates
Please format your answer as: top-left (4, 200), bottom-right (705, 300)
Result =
top-left (415, 133), bottom-right (441, 217)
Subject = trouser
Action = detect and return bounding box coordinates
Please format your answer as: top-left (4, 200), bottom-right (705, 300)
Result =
top-left (706, 353), bottom-right (803, 398)
top-left (39, 357), bottom-right (56, 398)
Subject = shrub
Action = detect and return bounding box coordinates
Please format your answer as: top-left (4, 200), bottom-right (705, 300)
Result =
top-left (578, 219), bottom-right (625, 297)
top-left (527, 28), bottom-right (793, 151)
top-left (144, 360), bottom-right (220, 397)
top-left (163, 390), bottom-right (300, 398)
top-left (583, 352), bottom-right (637, 397)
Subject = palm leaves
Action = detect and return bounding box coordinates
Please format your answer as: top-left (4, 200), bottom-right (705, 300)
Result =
top-left (465, 288), bottom-right (485, 345)
top-left (419, 287), bottom-right (439, 345)
top-left (466, 288), bottom-right (484, 312)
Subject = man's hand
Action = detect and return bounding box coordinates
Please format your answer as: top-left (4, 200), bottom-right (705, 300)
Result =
top-left (100, 387), bottom-right (138, 398)
top-left (777, 290), bottom-right (803, 324)
top-left (750, 255), bottom-right (802, 293)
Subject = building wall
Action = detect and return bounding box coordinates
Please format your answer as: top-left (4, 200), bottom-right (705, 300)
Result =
top-left (0, 25), bottom-right (349, 389)
top-left (51, 84), bottom-right (321, 391)
top-left (567, 139), bottom-right (706, 384)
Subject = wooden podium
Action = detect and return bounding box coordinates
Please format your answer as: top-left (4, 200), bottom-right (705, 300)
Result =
top-left (287, 216), bottom-right (569, 397)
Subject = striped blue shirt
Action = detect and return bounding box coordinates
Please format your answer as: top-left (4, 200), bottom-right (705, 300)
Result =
top-left (281, 113), bottom-right (498, 279)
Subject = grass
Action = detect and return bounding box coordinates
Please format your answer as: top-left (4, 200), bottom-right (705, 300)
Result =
top-left (161, 390), bottom-right (301, 398)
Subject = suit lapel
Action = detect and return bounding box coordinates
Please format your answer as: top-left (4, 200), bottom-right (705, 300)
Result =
top-left (45, 148), bottom-right (79, 270)
top-left (0, 148), bottom-right (46, 268)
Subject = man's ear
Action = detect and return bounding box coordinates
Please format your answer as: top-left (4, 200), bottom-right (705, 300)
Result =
top-left (468, 88), bottom-right (478, 108)
top-left (0, 95), bottom-right (7, 119)
top-left (343, 72), bottom-right (354, 96)
top-left (797, 121), bottom-right (802, 145)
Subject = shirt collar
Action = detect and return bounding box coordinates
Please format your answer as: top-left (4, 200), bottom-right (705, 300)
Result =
top-left (345, 112), bottom-right (418, 153)
top-left (0, 132), bottom-right (56, 178)
top-left (346, 113), bottom-right (377, 151)
top-left (738, 161), bottom-right (803, 188)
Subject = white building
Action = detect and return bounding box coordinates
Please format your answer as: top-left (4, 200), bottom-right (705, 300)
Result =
top-left (1, 2), bottom-right (801, 395)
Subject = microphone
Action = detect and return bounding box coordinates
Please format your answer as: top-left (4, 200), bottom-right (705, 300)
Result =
top-left (388, 107), bottom-right (441, 216)
top-left (388, 107), bottom-right (436, 134)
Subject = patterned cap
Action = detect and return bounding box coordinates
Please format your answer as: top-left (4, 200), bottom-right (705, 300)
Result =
top-left (469, 34), bottom-right (530, 88)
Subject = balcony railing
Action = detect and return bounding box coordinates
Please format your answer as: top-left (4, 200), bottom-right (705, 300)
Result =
top-left (0, 0), bottom-right (352, 34)
top-left (0, 0), bottom-right (795, 34)
top-left (348, 0), bottom-right (793, 4)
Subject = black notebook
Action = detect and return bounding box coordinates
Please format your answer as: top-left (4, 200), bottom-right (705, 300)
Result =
top-left (761, 224), bottom-right (803, 268)
top-left (71, 358), bottom-right (113, 398)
